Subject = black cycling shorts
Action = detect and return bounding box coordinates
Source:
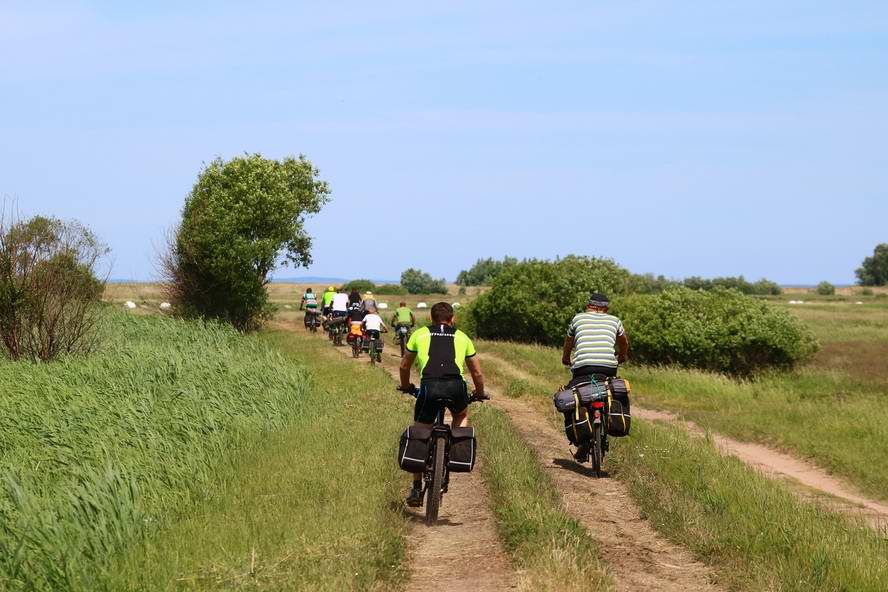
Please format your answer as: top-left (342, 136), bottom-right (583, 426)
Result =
top-left (414, 379), bottom-right (470, 424)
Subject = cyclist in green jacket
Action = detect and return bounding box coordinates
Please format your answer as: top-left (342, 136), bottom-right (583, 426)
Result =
top-left (321, 286), bottom-right (336, 316)
top-left (391, 302), bottom-right (416, 342)
top-left (399, 302), bottom-right (486, 506)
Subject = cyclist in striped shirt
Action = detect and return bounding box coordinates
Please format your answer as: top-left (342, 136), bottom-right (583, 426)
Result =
top-left (561, 293), bottom-right (629, 388)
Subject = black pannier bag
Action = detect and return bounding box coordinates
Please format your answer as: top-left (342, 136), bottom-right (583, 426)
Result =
top-left (448, 426), bottom-right (476, 472)
top-left (563, 404), bottom-right (594, 445)
top-left (398, 424), bottom-right (433, 472)
top-left (606, 378), bottom-right (632, 437)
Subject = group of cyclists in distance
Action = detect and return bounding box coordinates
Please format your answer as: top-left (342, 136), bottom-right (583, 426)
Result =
top-left (299, 284), bottom-right (629, 507)
top-left (299, 286), bottom-right (417, 353)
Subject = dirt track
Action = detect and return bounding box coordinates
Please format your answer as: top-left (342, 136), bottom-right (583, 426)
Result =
top-left (479, 351), bottom-right (888, 531)
top-left (325, 333), bottom-right (517, 592)
top-left (361, 340), bottom-right (724, 592)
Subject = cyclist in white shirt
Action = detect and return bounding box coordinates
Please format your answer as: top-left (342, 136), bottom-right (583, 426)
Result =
top-left (362, 309), bottom-right (388, 350)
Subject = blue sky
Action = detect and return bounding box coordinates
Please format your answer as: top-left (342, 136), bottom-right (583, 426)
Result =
top-left (2, 1), bottom-right (885, 283)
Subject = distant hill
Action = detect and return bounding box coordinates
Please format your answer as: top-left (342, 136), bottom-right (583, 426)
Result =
top-left (270, 276), bottom-right (401, 285)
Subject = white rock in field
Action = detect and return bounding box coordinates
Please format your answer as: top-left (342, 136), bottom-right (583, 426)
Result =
top-left (452, 302), bottom-right (461, 308)
top-left (378, 302), bottom-right (389, 309)
top-left (124, 301), bottom-right (137, 310)
top-left (417, 302), bottom-right (428, 309)
top-left (159, 302), bottom-right (171, 311)
top-left (284, 304), bottom-right (292, 309)
top-left (856, 301), bottom-right (864, 305)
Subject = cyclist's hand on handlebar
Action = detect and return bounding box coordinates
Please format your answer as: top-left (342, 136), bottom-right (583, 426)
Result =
top-left (397, 383), bottom-right (418, 396)
top-left (471, 391), bottom-right (490, 401)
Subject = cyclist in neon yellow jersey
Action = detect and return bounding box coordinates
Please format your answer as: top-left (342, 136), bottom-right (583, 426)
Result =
top-left (321, 286), bottom-right (336, 316)
top-left (390, 301), bottom-right (415, 342)
top-left (399, 302), bottom-right (486, 506)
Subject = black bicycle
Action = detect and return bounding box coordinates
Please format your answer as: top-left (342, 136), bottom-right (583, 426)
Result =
top-left (304, 310), bottom-right (320, 333)
top-left (394, 325), bottom-right (412, 356)
top-left (398, 385), bottom-right (487, 524)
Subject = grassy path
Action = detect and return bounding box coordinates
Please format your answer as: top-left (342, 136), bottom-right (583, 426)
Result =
top-left (324, 326), bottom-right (611, 591)
top-left (477, 347), bottom-right (888, 529)
top-left (475, 347), bottom-right (888, 590)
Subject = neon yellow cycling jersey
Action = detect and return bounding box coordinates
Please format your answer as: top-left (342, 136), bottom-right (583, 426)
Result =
top-left (322, 290), bottom-right (335, 306)
top-left (395, 306), bottom-right (413, 324)
top-left (406, 324), bottom-right (476, 380)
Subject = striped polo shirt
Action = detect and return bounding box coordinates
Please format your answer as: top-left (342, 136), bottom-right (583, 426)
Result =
top-left (567, 311), bottom-right (625, 370)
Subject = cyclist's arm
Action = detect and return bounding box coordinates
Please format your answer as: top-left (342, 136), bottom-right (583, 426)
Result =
top-left (561, 336), bottom-right (574, 366)
top-left (400, 352), bottom-right (417, 390)
top-left (380, 320), bottom-right (388, 332)
top-left (465, 356), bottom-right (485, 398)
top-left (410, 312), bottom-right (416, 326)
top-left (617, 331), bottom-right (629, 364)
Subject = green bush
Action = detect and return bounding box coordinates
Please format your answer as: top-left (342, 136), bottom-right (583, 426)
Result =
top-left (456, 257), bottom-right (518, 286)
top-left (339, 279), bottom-right (376, 292)
top-left (0, 215), bottom-right (108, 361)
top-left (612, 287), bottom-right (819, 374)
top-left (400, 268), bottom-right (447, 294)
top-left (816, 281), bottom-right (836, 296)
top-left (861, 287), bottom-right (874, 296)
top-left (466, 256), bottom-right (632, 345)
top-left (163, 154), bottom-right (330, 331)
top-left (374, 283), bottom-right (408, 295)
top-left (682, 275), bottom-right (781, 295)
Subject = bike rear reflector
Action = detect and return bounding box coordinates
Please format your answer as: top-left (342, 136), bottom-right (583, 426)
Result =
top-left (591, 401), bottom-right (605, 409)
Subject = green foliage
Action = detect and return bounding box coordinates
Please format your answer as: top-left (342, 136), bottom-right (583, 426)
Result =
top-left (613, 287), bottom-right (819, 374)
top-left (816, 281), bottom-right (836, 296)
top-left (400, 268), bottom-right (447, 294)
top-left (0, 215), bottom-right (107, 360)
top-left (683, 275), bottom-right (782, 295)
top-left (0, 311), bottom-right (310, 590)
top-left (374, 283), bottom-right (408, 295)
top-left (861, 287), bottom-right (874, 296)
top-left (165, 154), bottom-right (330, 331)
top-left (856, 243), bottom-right (888, 286)
top-left (627, 273), bottom-right (679, 294)
top-left (466, 256), bottom-right (632, 345)
top-left (456, 256), bottom-right (518, 286)
top-left (339, 279), bottom-right (376, 292)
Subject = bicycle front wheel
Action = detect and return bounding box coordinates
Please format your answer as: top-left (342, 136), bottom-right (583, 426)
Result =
top-left (426, 436), bottom-right (446, 525)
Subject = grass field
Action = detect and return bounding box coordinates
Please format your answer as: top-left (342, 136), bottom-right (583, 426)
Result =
top-left (0, 311), bottom-right (411, 591)
top-left (105, 328), bottom-right (411, 591)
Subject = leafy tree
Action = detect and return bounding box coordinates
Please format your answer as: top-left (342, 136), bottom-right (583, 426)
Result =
top-left (816, 281), bottom-right (836, 296)
top-left (856, 244), bottom-right (888, 286)
top-left (163, 154), bottom-right (330, 331)
top-left (0, 215), bottom-right (107, 360)
top-left (465, 256), bottom-right (632, 344)
top-left (456, 257), bottom-right (518, 286)
top-left (400, 268), bottom-right (447, 294)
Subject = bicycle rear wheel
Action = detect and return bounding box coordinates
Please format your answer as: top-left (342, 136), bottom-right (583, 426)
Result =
top-left (591, 423), bottom-right (603, 477)
top-left (426, 436), bottom-right (446, 525)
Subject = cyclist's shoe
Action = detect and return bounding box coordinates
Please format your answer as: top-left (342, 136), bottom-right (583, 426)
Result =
top-left (405, 486), bottom-right (423, 507)
top-left (574, 443), bottom-right (590, 463)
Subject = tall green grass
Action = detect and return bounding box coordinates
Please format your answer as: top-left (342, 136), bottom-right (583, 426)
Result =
top-left (0, 311), bottom-right (312, 590)
top-left (612, 422), bottom-right (888, 591)
top-left (105, 328), bottom-right (411, 591)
